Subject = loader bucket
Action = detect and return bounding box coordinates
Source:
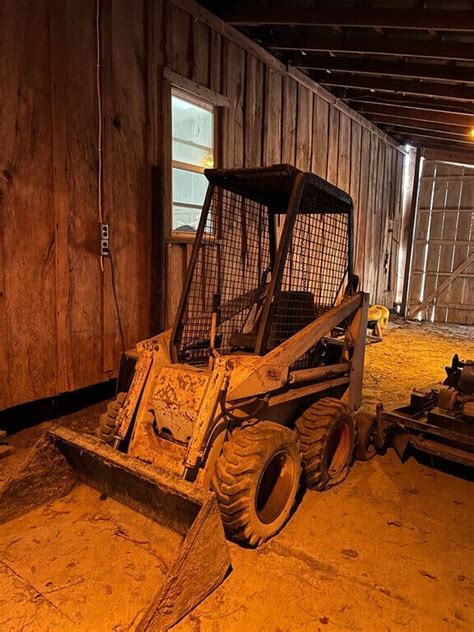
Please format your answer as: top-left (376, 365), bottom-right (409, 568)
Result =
top-left (0, 427), bottom-right (231, 631)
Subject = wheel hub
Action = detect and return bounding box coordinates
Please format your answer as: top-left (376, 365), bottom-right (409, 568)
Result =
top-left (327, 424), bottom-right (351, 478)
top-left (255, 450), bottom-right (295, 525)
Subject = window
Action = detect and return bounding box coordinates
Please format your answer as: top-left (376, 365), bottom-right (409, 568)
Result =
top-left (171, 89), bottom-right (215, 233)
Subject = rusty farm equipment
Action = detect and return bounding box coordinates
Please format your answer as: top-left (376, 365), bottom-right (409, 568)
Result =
top-left (0, 165), bottom-right (368, 629)
top-left (355, 354), bottom-right (474, 467)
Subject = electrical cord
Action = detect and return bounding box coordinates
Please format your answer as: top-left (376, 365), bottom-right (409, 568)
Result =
top-left (96, 0), bottom-right (105, 274)
top-left (108, 251), bottom-right (126, 356)
top-left (96, 0), bottom-right (125, 360)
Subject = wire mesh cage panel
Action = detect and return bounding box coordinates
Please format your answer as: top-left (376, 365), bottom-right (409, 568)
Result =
top-left (175, 186), bottom-right (271, 365)
top-left (267, 178), bottom-right (350, 366)
top-left (172, 166), bottom-right (353, 367)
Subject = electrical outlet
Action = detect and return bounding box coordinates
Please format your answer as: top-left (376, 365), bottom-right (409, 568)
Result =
top-left (101, 223), bottom-right (110, 256)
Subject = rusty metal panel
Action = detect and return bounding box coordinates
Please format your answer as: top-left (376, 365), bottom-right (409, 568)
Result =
top-left (153, 366), bottom-right (210, 443)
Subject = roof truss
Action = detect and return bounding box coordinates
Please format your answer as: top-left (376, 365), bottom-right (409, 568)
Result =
top-left (224, 7), bottom-right (474, 32)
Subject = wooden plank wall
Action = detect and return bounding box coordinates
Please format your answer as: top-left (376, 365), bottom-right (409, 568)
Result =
top-left (0, 0), bottom-right (404, 411)
top-left (0, 0), bottom-right (150, 410)
top-left (162, 0), bottom-right (404, 329)
top-left (409, 160), bottom-right (474, 324)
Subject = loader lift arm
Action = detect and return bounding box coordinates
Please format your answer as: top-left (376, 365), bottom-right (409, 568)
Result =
top-left (184, 291), bottom-right (368, 474)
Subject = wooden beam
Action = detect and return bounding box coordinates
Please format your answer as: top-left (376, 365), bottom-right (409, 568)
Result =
top-left (265, 32), bottom-right (474, 60)
top-left (367, 115), bottom-right (472, 138)
top-left (401, 148), bottom-right (422, 317)
top-left (414, 239), bottom-right (472, 246)
top-left (170, 0), bottom-right (286, 74)
top-left (427, 303), bottom-right (473, 310)
top-left (393, 130), bottom-right (474, 148)
top-left (409, 253), bottom-right (474, 318)
top-left (312, 72), bottom-right (474, 101)
top-left (285, 55), bottom-right (474, 84)
top-left (223, 7), bottom-right (474, 32)
top-left (416, 207), bottom-right (474, 212)
top-left (163, 68), bottom-right (230, 106)
top-left (352, 102), bottom-right (474, 127)
top-left (339, 90), bottom-right (474, 113)
top-left (422, 147), bottom-right (474, 164)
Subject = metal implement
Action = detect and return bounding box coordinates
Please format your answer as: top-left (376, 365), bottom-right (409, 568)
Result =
top-left (370, 354), bottom-right (474, 467)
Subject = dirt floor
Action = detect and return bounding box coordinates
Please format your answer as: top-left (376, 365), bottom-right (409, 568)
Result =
top-left (1, 318), bottom-right (473, 631)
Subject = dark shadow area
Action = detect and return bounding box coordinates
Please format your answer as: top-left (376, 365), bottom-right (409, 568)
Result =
top-left (405, 444), bottom-right (474, 483)
top-left (0, 380), bottom-right (117, 436)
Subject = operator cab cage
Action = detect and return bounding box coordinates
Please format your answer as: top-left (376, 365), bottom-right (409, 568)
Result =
top-left (171, 164), bottom-right (355, 368)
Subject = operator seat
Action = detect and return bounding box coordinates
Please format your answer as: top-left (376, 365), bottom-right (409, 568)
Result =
top-left (230, 291), bottom-right (316, 352)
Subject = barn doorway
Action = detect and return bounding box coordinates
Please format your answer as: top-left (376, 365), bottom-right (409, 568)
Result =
top-left (408, 159), bottom-right (474, 325)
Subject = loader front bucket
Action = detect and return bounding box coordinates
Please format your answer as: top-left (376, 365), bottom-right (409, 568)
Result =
top-left (0, 427), bottom-right (231, 631)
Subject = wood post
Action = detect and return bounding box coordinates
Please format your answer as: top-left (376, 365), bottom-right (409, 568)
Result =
top-left (400, 147), bottom-right (422, 316)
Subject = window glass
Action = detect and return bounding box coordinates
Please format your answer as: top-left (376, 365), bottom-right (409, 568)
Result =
top-left (172, 168), bottom-right (208, 231)
top-left (171, 92), bottom-right (214, 233)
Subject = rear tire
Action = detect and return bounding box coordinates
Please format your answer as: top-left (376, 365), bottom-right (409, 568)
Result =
top-left (96, 392), bottom-right (126, 444)
top-left (355, 412), bottom-right (378, 461)
top-left (296, 397), bottom-right (355, 491)
top-left (212, 421), bottom-right (301, 547)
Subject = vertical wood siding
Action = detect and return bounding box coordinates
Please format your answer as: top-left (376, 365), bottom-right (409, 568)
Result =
top-left (1, 0), bottom-right (150, 409)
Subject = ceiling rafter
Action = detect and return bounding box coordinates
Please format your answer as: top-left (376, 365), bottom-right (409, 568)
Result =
top-left (366, 115), bottom-right (472, 138)
top-left (265, 32), bottom-right (474, 61)
top-left (312, 72), bottom-right (474, 102)
top-left (285, 55), bottom-right (474, 85)
top-left (350, 102), bottom-right (474, 128)
top-left (422, 146), bottom-right (474, 164)
top-left (332, 90), bottom-right (474, 114)
top-left (393, 129), bottom-right (474, 147)
top-left (223, 6), bottom-right (474, 32)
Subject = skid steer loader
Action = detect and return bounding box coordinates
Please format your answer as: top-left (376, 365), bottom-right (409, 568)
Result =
top-left (0, 165), bottom-right (368, 630)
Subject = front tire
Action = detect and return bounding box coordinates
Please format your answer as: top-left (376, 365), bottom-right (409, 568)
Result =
top-left (296, 397), bottom-right (355, 491)
top-left (212, 421), bottom-right (301, 547)
top-left (355, 412), bottom-right (378, 461)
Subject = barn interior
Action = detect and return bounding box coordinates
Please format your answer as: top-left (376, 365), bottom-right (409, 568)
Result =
top-left (0, 1), bottom-right (473, 630)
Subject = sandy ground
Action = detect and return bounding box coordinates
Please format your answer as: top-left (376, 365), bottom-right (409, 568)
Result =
top-left (1, 318), bottom-right (473, 631)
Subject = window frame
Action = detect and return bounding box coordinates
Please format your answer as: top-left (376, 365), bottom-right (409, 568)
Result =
top-left (163, 69), bottom-right (228, 243)
top-left (171, 88), bottom-right (216, 237)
